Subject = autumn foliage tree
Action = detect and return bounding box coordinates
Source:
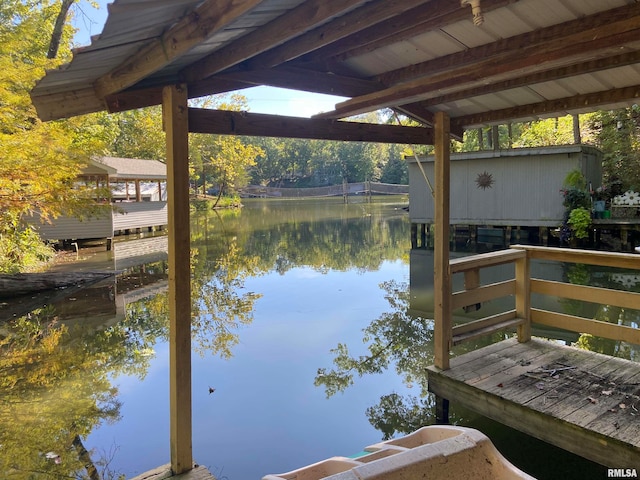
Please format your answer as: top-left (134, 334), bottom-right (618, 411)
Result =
top-left (0, 1), bottom-right (111, 272)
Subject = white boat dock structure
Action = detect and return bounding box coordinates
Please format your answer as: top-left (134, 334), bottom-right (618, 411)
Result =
top-left (30, 157), bottom-right (167, 247)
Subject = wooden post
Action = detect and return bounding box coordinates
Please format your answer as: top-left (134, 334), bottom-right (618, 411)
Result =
top-left (434, 111), bottom-right (452, 370)
top-left (435, 396), bottom-right (450, 424)
top-left (515, 249), bottom-right (531, 343)
top-left (163, 84), bottom-right (193, 474)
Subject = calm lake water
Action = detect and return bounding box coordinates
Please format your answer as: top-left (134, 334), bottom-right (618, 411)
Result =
top-left (2, 196), bottom-right (634, 479)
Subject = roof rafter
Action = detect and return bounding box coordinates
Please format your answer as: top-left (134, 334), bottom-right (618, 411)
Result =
top-left (93, 0), bottom-right (264, 99)
top-left (101, 66), bottom-right (381, 115)
top-left (299, 0), bottom-right (517, 65)
top-left (241, 0), bottom-right (431, 72)
top-left (216, 66), bottom-right (382, 98)
top-left (30, 0), bottom-right (640, 141)
top-left (452, 85), bottom-right (640, 129)
top-left (104, 77), bottom-right (253, 114)
top-left (378, 2), bottom-right (640, 87)
top-left (415, 49), bottom-right (640, 110)
top-left (181, 0), bottom-right (372, 84)
top-left (315, 3), bottom-right (640, 120)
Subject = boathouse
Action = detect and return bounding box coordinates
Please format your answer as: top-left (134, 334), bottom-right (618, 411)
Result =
top-left (29, 0), bottom-right (640, 477)
top-left (30, 157), bottom-right (167, 244)
top-left (408, 144), bottom-right (602, 228)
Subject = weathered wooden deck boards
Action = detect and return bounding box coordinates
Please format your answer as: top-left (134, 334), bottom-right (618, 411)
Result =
top-left (129, 464), bottom-right (215, 480)
top-left (427, 337), bottom-right (640, 468)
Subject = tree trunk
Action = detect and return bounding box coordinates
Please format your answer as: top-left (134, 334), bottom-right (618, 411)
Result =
top-left (213, 181), bottom-right (226, 208)
top-left (48, 0), bottom-right (76, 59)
top-left (72, 435), bottom-right (101, 480)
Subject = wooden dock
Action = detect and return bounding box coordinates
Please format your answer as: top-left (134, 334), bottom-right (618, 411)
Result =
top-left (427, 337), bottom-right (640, 468)
top-left (130, 464), bottom-right (215, 480)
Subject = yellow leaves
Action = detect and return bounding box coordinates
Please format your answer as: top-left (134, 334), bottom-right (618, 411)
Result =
top-left (40, 326), bottom-right (65, 354)
top-left (0, 120), bottom-right (93, 224)
top-left (207, 136), bottom-right (264, 186)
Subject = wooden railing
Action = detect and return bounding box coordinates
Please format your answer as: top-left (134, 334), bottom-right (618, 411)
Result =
top-left (437, 245), bottom-right (640, 369)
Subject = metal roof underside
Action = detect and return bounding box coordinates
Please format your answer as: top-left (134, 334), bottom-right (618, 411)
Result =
top-left (31, 0), bottom-right (640, 134)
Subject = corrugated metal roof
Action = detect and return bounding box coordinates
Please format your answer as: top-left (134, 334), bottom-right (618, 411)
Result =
top-left (31, 0), bottom-right (640, 131)
top-left (90, 157), bottom-right (166, 180)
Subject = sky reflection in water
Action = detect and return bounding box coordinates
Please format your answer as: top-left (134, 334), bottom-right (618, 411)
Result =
top-left (86, 198), bottom-right (413, 479)
top-left (3, 197), bottom-right (626, 479)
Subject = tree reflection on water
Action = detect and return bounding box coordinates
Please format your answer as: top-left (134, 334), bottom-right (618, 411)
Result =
top-left (313, 252), bottom-right (639, 479)
top-left (6, 196), bottom-right (638, 478)
top-left (1, 302), bottom-right (134, 479)
top-left (314, 278), bottom-right (491, 440)
top-left (0, 232), bottom-right (262, 479)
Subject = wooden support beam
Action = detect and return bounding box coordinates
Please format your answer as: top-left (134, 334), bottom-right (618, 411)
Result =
top-left (105, 66), bottom-right (383, 116)
top-left (94, 0), bottom-right (263, 98)
top-left (163, 84), bottom-right (193, 475)
top-left (515, 253), bottom-right (531, 343)
top-left (452, 85), bottom-right (640, 129)
top-left (217, 66), bottom-right (382, 98)
top-left (188, 108), bottom-right (434, 144)
top-left (412, 49), bottom-right (640, 113)
top-left (182, 0), bottom-right (371, 83)
top-left (31, 86), bottom-right (106, 121)
top-left (433, 111), bottom-right (451, 370)
top-left (105, 77), bottom-right (250, 114)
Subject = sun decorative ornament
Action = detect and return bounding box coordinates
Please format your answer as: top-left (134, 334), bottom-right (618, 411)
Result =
top-left (475, 171), bottom-right (494, 190)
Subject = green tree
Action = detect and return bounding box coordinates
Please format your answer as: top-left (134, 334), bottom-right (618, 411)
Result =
top-left (585, 107), bottom-right (640, 191)
top-left (513, 116), bottom-right (576, 147)
top-left (107, 107), bottom-right (165, 160)
top-left (204, 137), bottom-right (264, 207)
top-left (248, 137), bottom-right (286, 185)
top-left (190, 94), bottom-right (265, 202)
top-left (379, 144), bottom-right (407, 184)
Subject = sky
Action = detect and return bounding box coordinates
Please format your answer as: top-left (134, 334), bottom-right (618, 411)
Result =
top-left (70, 1), bottom-right (348, 118)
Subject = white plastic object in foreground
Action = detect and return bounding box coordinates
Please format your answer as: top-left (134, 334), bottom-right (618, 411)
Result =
top-left (263, 425), bottom-right (536, 480)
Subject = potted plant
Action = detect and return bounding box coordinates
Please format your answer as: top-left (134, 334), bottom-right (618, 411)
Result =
top-left (567, 207), bottom-right (592, 242)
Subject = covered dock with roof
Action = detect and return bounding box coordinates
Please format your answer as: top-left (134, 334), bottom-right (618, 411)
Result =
top-left (30, 156), bottom-right (167, 245)
top-left (30, 0), bottom-right (640, 476)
